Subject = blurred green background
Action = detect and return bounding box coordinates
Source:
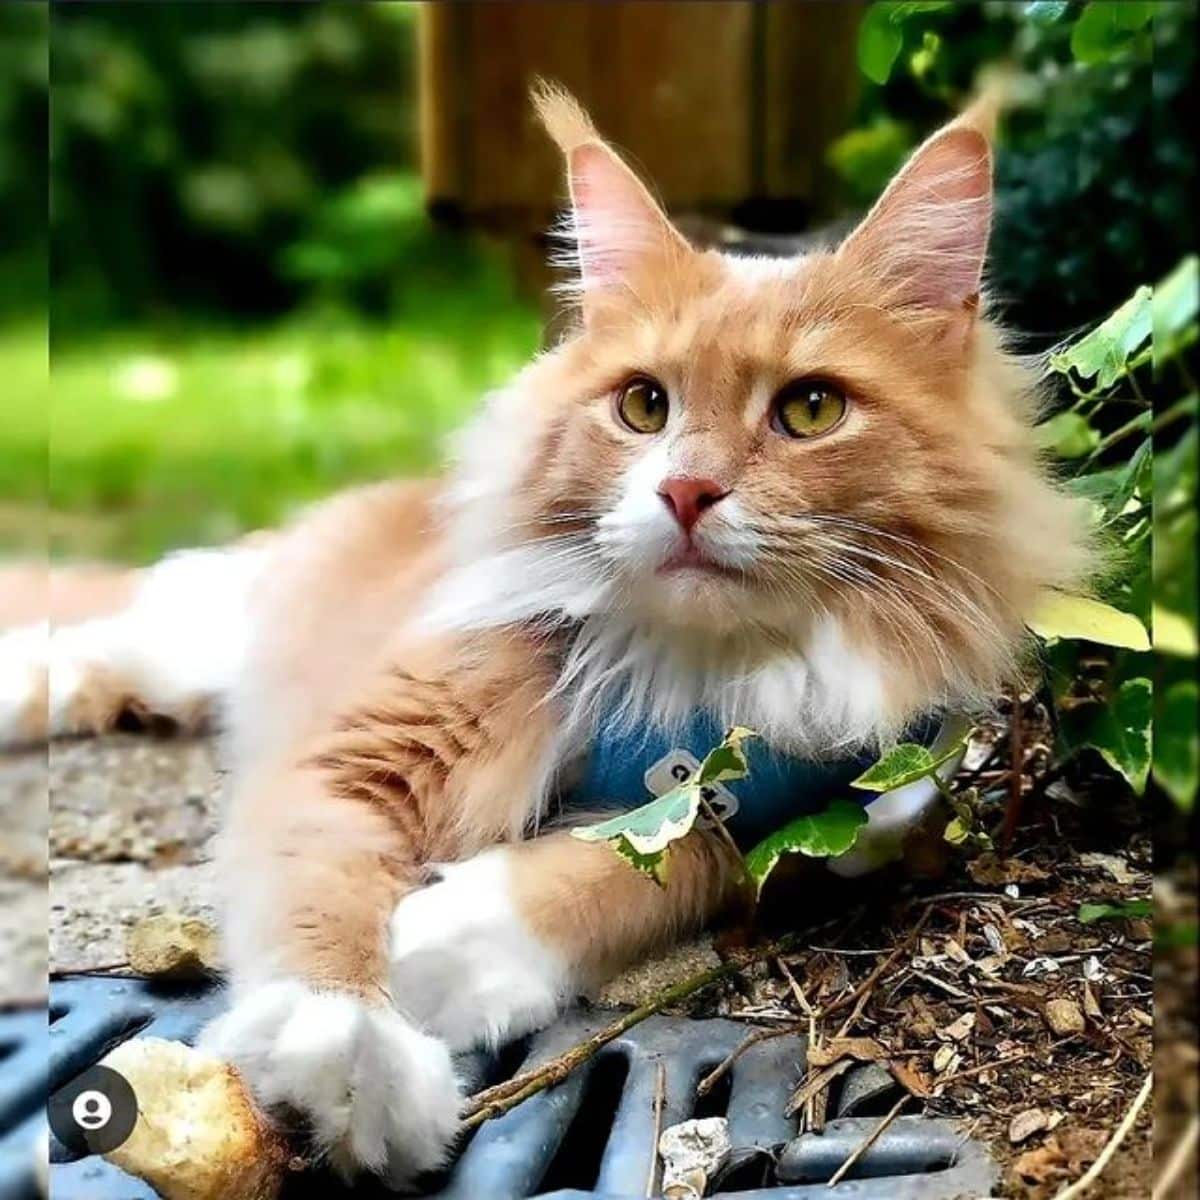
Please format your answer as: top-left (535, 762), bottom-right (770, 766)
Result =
top-left (0, 1), bottom-right (1192, 564)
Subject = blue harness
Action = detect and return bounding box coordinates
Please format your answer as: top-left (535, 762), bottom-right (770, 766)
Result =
top-left (568, 709), bottom-right (942, 850)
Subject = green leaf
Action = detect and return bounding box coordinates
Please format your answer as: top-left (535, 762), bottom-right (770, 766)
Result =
top-left (1027, 591), bottom-right (1150, 651)
top-left (571, 727), bottom-right (757, 881)
top-left (1070, 2), bottom-right (1155, 65)
top-left (1048, 284), bottom-right (1152, 388)
top-left (1034, 411), bottom-right (1099, 458)
top-left (744, 800), bottom-right (868, 893)
top-left (1154, 680), bottom-right (1198, 811)
top-left (1154, 606), bottom-right (1198, 659)
top-left (696, 725), bottom-right (757, 785)
top-left (1086, 677), bottom-right (1152, 793)
top-left (1152, 255), bottom-right (1198, 349)
top-left (851, 740), bottom-right (962, 792)
top-left (857, 5), bottom-right (904, 85)
top-left (1078, 899), bottom-right (1152, 924)
top-left (943, 816), bottom-right (970, 846)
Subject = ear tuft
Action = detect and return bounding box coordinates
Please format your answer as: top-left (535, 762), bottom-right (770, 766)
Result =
top-left (531, 79), bottom-right (598, 155)
top-left (531, 80), bottom-right (688, 314)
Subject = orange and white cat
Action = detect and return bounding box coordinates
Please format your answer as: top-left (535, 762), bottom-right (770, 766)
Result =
top-left (3, 87), bottom-right (1089, 1185)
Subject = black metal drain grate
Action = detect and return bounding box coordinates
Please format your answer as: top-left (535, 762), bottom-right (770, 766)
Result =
top-left (13, 978), bottom-right (997, 1199)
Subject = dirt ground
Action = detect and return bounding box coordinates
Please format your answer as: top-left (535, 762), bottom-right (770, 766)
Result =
top-left (14, 703), bottom-right (1178, 1197)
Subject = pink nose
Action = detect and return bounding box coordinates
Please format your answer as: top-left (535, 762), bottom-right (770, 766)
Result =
top-left (657, 477), bottom-right (728, 534)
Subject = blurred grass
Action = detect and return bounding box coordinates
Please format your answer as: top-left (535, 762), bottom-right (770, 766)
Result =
top-left (1, 297), bottom-right (539, 563)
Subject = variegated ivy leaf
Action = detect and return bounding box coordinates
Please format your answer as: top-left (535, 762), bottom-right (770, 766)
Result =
top-left (571, 727), bottom-right (756, 884)
top-left (851, 739), bottom-right (963, 793)
top-left (1027, 590), bottom-right (1150, 651)
top-left (744, 800), bottom-right (868, 895)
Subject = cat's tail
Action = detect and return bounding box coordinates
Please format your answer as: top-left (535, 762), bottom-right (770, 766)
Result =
top-left (0, 539), bottom-right (268, 748)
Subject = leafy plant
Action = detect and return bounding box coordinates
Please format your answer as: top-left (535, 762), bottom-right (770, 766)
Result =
top-left (744, 801), bottom-right (868, 896)
top-left (836, 1), bottom-right (1193, 336)
top-left (571, 728), bottom-right (757, 884)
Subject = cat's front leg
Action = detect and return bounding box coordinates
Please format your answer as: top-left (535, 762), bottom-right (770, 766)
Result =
top-left (389, 829), bottom-right (741, 1052)
top-left (199, 765), bottom-right (462, 1188)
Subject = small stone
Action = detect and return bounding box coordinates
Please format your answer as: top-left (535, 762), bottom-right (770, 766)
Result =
top-left (659, 1117), bottom-right (730, 1199)
top-left (1009, 1107), bottom-right (1050, 1144)
top-left (1044, 997), bottom-right (1086, 1036)
top-left (126, 913), bottom-right (218, 980)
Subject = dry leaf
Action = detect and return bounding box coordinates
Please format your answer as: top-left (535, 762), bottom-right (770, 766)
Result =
top-left (806, 1037), bottom-right (887, 1068)
top-left (1078, 852), bottom-right (1138, 884)
top-left (968, 854), bottom-right (1050, 887)
top-left (786, 1059), bottom-right (854, 1117)
top-left (1012, 1137), bottom-right (1068, 1184)
top-left (888, 1058), bottom-right (932, 1099)
top-left (1009, 1108), bottom-right (1050, 1144)
top-left (1081, 983), bottom-right (1103, 1022)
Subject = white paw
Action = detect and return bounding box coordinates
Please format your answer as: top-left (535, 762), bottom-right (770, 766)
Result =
top-left (390, 849), bottom-right (571, 1053)
top-left (199, 980), bottom-right (461, 1187)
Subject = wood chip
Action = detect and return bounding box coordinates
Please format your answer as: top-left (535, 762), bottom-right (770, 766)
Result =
top-left (1009, 1107), bottom-right (1050, 1144)
top-left (932, 1044), bottom-right (959, 1073)
top-left (944, 937), bottom-right (971, 964)
top-left (1081, 982), bottom-right (1103, 1022)
top-left (940, 1012), bottom-right (976, 1043)
top-left (1044, 997), bottom-right (1086, 1036)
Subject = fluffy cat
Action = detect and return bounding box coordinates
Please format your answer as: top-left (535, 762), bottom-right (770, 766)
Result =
top-left (3, 85), bottom-right (1090, 1185)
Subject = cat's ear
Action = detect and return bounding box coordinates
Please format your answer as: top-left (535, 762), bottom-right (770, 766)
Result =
top-left (533, 82), bottom-right (688, 315)
top-left (836, 116), bottom-right (992, 329)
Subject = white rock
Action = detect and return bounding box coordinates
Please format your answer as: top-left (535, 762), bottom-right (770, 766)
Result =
top-left (658, 1117), bottom-right (731, 1199)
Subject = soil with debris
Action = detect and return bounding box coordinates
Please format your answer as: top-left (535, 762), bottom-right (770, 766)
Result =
top-left (664, 702), bottom-right (1158, 1198)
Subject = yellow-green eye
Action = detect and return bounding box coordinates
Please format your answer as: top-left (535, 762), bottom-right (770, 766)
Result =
top-left (616, 376), bottom-right (669, 434)
top-left (773, 380), bottom-right (847, 439)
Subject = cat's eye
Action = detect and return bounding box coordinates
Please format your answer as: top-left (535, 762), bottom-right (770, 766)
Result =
top-left (772, 380), bottom-right (847, 439)
top-left (615, 376), bottom-right (669, 434)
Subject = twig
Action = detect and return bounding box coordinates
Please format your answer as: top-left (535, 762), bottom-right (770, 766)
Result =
top-left (1154, 1113), bottom-right (1199, 1199)
top-left (934, 1047), bottom-right (1035, 1086)
top-left (1001, 688), bottom-right (1024, 851)
top-left (696, 1024), bottom-right (798, 1096)
top-left (827, 1093), bottom-right (909, 1186)
top-left (702, 909), bottom-right (930, 1101)
top-left (1053, 1072), bottom-right (1153, 1200)
top-left (834, 905), bottom-right (933, 1039)
top-left (462, 932), bottom-right (800, 1127)
top-left (778, 957), bottom-right (819, 1129)
top-left (646, 1062), bottom-right (666, 1198)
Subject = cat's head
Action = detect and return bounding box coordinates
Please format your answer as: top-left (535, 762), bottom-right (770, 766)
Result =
top-left (436, 85), bottom-right (1091, 739)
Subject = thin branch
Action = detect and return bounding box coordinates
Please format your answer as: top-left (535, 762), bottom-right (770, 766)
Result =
top-left (1154, 1113), bottom-right (1199, 1199)
top-left (462, 932), bottom-right (801, 1128)
top-left (827, 1093), bottom-right (909, 1186)
top-left (1053, 1072), bottom-right (1153, 1200)
top-left (645, 1062), bottom-right (666, 1198)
